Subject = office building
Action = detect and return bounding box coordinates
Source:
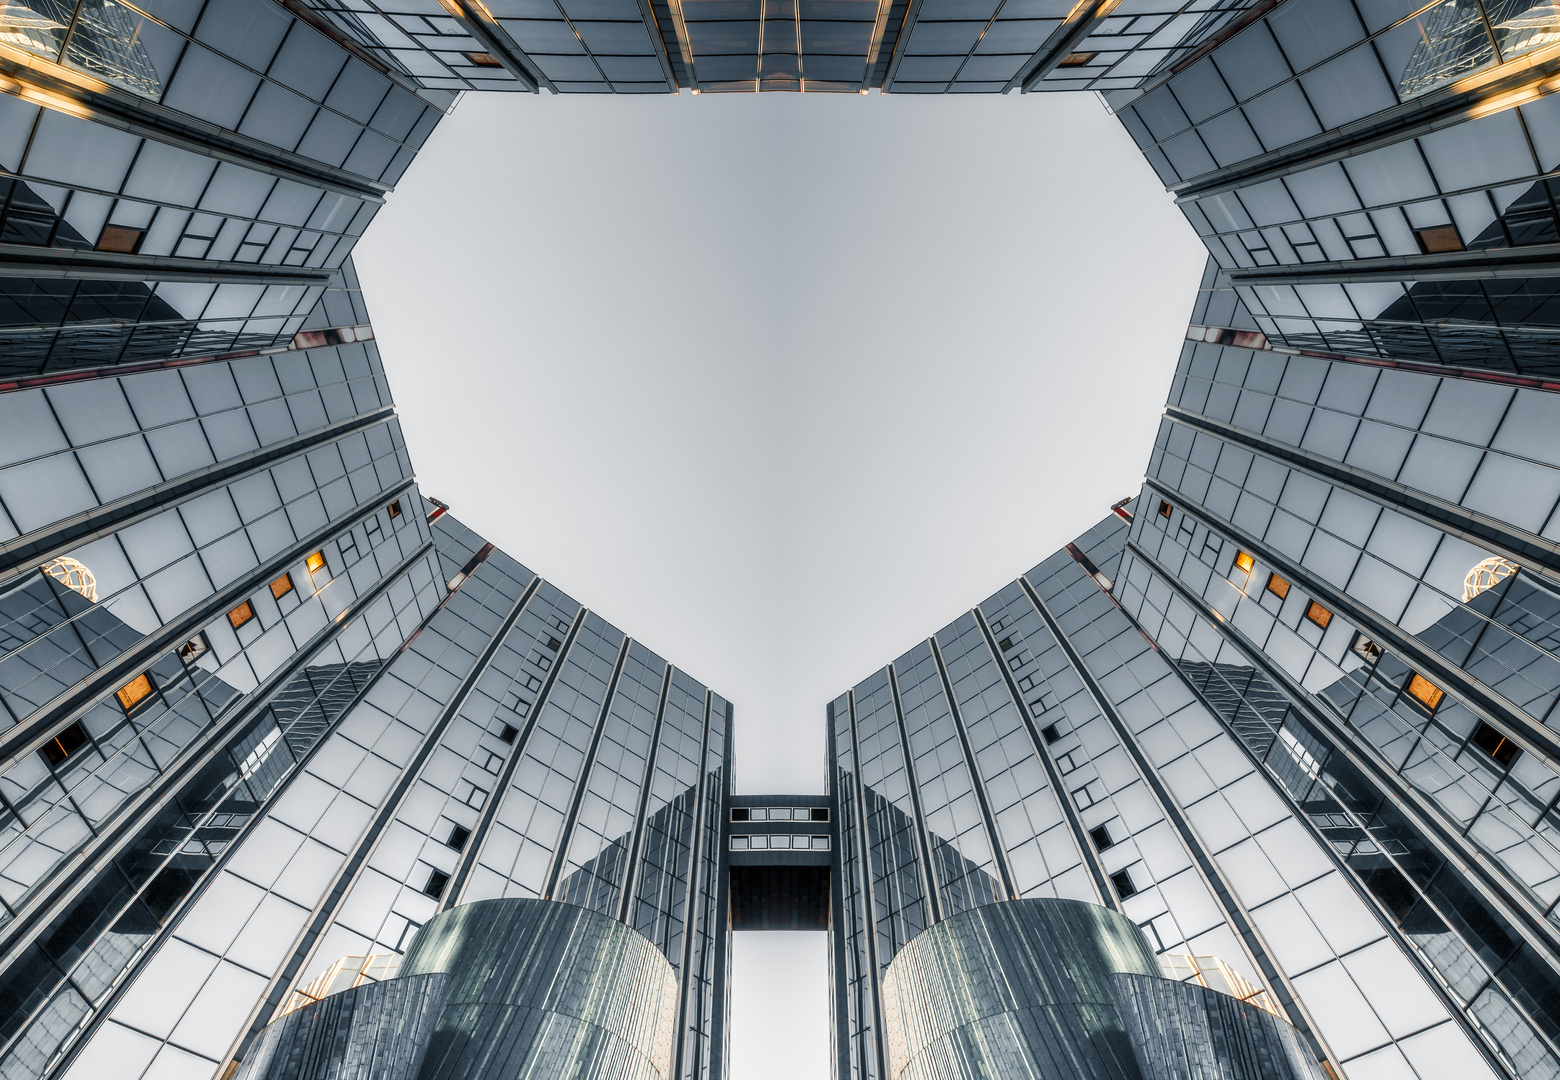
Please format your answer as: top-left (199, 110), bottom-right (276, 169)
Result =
top-left (0, 0), bottom-right (1558, 1078)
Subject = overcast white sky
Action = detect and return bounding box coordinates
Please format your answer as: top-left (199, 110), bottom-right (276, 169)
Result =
top-left (354, 87), bottom-right (1205, 1080)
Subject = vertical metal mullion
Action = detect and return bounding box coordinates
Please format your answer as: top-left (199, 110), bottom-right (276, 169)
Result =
top-left (542, 635), bottom-right (633, 899)
top-left (444, 604), bottom-right (587, 908)
top-left (673, 690), bottom-right (714, 1080)
top-left (707, 700), bottom-right (735, 1080)
top-left (971, 607), bottom-right (1113, 909)
top-left (844, 691), bottom-right (888, 1080)
top-left (926, 635), bottom-right (1017, 899)
top-left (1019, 571), bottom-right (1342, 1079)
top-left (886, 663), bottom-right (943, 924)
top-left (617, 664), bottom-right (675, 925)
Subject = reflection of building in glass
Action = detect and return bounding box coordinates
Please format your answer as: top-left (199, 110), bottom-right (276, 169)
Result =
top-left (2, 0), bottom-right (1560, 1077)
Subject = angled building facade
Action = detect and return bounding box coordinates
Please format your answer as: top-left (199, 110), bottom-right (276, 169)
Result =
top-left (1, 0), bottom-right (1560, 1079)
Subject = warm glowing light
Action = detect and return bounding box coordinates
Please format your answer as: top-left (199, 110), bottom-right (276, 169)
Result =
top-left (306, 550), bottom-right (327, 575)
top-left (228, 600), bottom-right (256, 629)
top-left (270, 573), bottom-right (295, 600)
top-left (1233, 551), bottom-right (1254, 574)
top-left (116, 672), bottom-right (153, 712)
top-left (1406, 673), bottom-right (1444, 712)
top-left (1464, 556), bottom-right (1518, 602)
top-left (42, 557), bottom-right (97, 602)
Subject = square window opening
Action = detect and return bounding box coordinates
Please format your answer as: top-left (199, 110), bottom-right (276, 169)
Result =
top-left (1305, 602), bottom-right (1332, 629)
top-left (178, 632), bottom-right (209, 663)
top-left (810, 807), bottom-right (828, 821)
top-left (97, 225), bottom-right (143, 253)
top-left (732, 808), bottom-right (751, 821)
top-left (1042, 723), bottom-right (1061, 744)
top-left (305, 551), bottom-right (327, 575)
top-left (1265, 574), bottom-right (1290, 600)
top-left (1415, 225), bottom-right (1463, 254)
top-left (1089, 825), bottom-right (1114, 850)
top-left (270, 573), bottom-right (294, 600)
top-left (1470, 721), bottom-right (1520, 767)
top-left (1110, 869), bottom-right (1137, 898)
top-left (423, 869), bottom-right (450, 899)
top-left (1405, 673), bottom-right (1444, 712)
top-left (387, 500), bottom-right (402, 519)
top-left (1158, 499), bottom-right (1172, 519)
top-left (40, 721), bottom-right (89, 767)
top-left (228, 601), bottom-right (256, 630)
top-left (116, 672), bottom-right (154, 713)
top-left (1233, 551), bottom-right (1254, 576)
top-left (447, 825), bottom-right (471, 851)
top-left (498, 723), bottom-right (518, 744)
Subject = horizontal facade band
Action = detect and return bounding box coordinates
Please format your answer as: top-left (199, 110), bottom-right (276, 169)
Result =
top-left (0, 243), bottom-right (337, 286)
top-left (0, 54), bottom-right (389, 202)
top-left (0, 474), bottom-right (419, 771)
top-left (0, 407), bottom-right (398, 588)
top-left (1168, 47), bottom-right (1560, 203)
top-left (1224, 243), bottom-right (1560, 286)
top-left (1139, 474), bottom-right (1560, 891)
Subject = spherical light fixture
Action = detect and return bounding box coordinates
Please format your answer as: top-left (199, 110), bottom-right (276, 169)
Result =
top-left (1464, 556), bottom-right (1518, 603)
top-left (42, 557), bottom-right (97, 602)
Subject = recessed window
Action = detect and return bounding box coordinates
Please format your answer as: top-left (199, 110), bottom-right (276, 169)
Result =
top-left (1305, 601), bottom-right (1332, 629)
top-left (387, 500), bottom-right (402, 519)
top-left (731, 808), bottom-right (751, 821)
top-left (1042, 723), bottom-right (1061, 744)
top-left (116, 673), bottom-right (154, 712)
top-left (96, 225), bottom-right (143, 253)
top-left (545, 636), bottom-right (561, 652)
top-left (305, 551), bottom-right (327, 575)
top-left (270, 573), bottom-right (294, 599)
top-left (1089, 825), bottom-right (1114, 851)
top-left (1470, 721), bottom-right (1520, 767)
top-left (1406, 674), bottom-right (1444, 712)
top-left (1415, 225), bottom-right (1463, 254)
top-left (178, 633), bottom-right (209, 663)
top-left (999, 637), bottom-right (1013, 651)
top-left (465, 51), bottom-right (502, 66)
top-left (228, 601), bottom-right (256, 629)
top-left (498, 723), bottom-right (518, 744)
top-left (1351, 633), bottom-right (1381, 661)
top-left (1233, 551), bottom-right (1254, 575)
top-left (40, 721), bottom-right (89, 767)
top-left (810, 807), bottom-right (829, 821)
top-left (1158, 500), bottom-right (1172, 519)
top-left (423, 869), bottom-right (450, 899)
top-left (1265, 574), bottom-right (1290, 600)
top-left (447, 825), bottom-right (471, 851)
top-left (1059, 51), bottom-right (1096, 66)
top-left (1110, 869), bottom-right (1137, 898)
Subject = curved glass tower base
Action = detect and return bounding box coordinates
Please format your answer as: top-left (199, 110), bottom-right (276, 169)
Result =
top-left (881, 898), bottom-right (1325, 1080)
top-left (237, 899), bottom-right (678, 1080)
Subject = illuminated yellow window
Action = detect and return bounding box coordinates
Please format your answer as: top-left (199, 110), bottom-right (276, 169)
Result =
top-left (270, 573), bottom-right (295, 600)
top-left (306, 551), bottom-right (327, 575)
top-left (1233, 551), bottom-right (1254, 575)
top-left (116, 673), bottom-right (154, 712)
top-left (228, 600), bottom-right (256, 629)
top-left (1406, 674), bottom-right (1444, 712)
top-left (388, 500), bottom-right (402, 519)
top-left (1265, 574), bottom-right (1290, 600)
top-left (1305, 602), bottom-right (1332, 629)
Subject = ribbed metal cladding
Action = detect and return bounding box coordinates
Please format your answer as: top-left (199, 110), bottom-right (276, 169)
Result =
top-left (879, 898), bottom-right (1160, 1080)
top-left (1109, 974), bottom-right (1329, 1080)
top-left (233, 973), bottom-right (451, 1080)
top-left (399, 898), bottom-right (679, 1080)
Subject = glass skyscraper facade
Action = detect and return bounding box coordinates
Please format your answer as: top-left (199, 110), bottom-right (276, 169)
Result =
top-left (0, 0), bottom-right (1559, 1078)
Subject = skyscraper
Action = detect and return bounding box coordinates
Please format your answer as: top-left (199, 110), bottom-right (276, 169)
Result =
top-left (1, 0), bottom-right (1559, 1077)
